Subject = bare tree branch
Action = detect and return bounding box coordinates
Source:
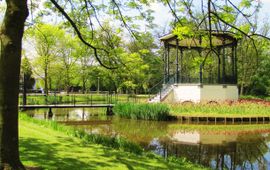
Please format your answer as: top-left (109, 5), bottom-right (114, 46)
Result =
top-left (165, 0), bottom-right (182, 26)
top-left (111, 0), bottom-right (138, 39)
top-left (227, 0), bottom-right (255, 32)
top-left (83, 0), bottom-right (94, 41)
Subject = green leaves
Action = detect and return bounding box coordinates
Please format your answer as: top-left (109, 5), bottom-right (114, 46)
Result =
top-left (173, 25), bottom-right (194, 40)
top-left (240, 0), bottom-right (253, 8)
top-left (218, 11), bottom-right (235, 24)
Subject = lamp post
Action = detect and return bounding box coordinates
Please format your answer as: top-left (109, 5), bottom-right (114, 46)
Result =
top-left (23, 73), bottom-right (27, 105)
top-left (97, 76), bottom-right (100, 94)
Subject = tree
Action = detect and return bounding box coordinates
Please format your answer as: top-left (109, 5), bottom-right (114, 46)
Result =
top-left (27, 24), bottom-right (65, 95)
top-left (0, 0), bottom-right (28, 169)
top-left (20, 57), bottom-right (35, 90)
top-left (76, 45), bottom-right (94, 93)
top-left (56, 36), bottom-right (80, 93)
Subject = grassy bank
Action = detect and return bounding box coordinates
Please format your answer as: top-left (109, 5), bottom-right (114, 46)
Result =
top-left (240, 95), bottom-right (270, 101)
top-left (113, 103), bottom-right (170, 121)
top-left (19, 114), bottom-right (206, 170)
top-left (170, 102), bottom-right (270, 117)
top-left (20, 114), bottom-right (142, 154)
top-left (168, 123), bottom-right (270, 133)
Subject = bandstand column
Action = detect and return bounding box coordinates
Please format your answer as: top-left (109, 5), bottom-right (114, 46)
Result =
top-left (163, 42), bottom-right (167, 84)
top-left (167, 44), bottom-right (170, 82)
top-left (176, 39), bottom-right (179, 83)
top-left (222, 43), bottom-right (226, 83)
top-left (234, 43), bottom-right (238, 84)
top-left (231, 46), bottom-right (235, 83)
top-left (180, 48), bottom-right (183, 83)
top-left (217, 48), bottom-right (221, 83)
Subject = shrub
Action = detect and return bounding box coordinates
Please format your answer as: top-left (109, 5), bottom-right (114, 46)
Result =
top-left (113, 103), bottom-right (170, 121)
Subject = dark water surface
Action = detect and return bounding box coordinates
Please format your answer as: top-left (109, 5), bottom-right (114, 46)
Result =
top-left (26, 108), bottom-right (270, 170)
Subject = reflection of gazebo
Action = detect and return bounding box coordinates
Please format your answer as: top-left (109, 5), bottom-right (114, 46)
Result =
top-left (150, 31), bottom-right (239, 103)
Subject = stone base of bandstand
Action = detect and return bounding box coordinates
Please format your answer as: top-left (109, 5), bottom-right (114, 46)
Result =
top-left (163, 84), bottom-right (238, 103)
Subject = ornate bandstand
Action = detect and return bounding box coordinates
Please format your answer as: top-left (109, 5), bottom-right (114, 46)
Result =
top-left (150, 31), bottom-right (238, 103)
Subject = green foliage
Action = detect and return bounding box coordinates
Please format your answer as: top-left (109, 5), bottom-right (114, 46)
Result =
top-left (238, 35), bottom-right (270, 96)
top-left (173, 25), bottom-right (194, 40)
top-left (240, 0), bottom-right (253, 8)
top-left (113, 103), bottom-right (170, 121)
top-left (23, 22), bottom-right (161, 94)
top-left (250, 55), bottom-right (270, 96)
top-left (218, 11), bottom-right (235, 24)
top-left (20, 57), bottom-right (35, 90)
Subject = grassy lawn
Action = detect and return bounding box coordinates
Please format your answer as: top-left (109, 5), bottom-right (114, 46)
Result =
top-left (169, 102), bottom-right (270, 117)
top-left (19, 117), bottom-right (206, 170)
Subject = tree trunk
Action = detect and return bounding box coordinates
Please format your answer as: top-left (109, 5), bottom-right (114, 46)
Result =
top-left (0, 0), bottom-right (28, 169)
top-left (82, 77), bottom-right (86, 94)
top-left (44, 67), bottom-right (48, 96)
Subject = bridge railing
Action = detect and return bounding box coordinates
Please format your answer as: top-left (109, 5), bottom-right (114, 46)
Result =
top-left (18, 91), bottom-right (148, 105)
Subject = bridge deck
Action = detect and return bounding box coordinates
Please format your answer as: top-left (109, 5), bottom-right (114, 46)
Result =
top-left (19, 104), bottom-right (114, 109)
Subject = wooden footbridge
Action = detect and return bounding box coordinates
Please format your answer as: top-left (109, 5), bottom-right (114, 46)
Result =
top-left (19, 104), bottom-right (114, 109)
top-left (19, 104), bottom-right (115, 117)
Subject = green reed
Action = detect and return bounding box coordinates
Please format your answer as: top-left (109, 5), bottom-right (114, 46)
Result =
top-left (113, 103), bottom-right (170, 121)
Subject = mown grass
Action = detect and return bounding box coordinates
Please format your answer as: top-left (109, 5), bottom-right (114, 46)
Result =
top-left (169, 102), bottom-right (270, 117)
top-left (113, 103), bottom-right (170, 121)
top-left (19, 113), bottom-right (206, 170)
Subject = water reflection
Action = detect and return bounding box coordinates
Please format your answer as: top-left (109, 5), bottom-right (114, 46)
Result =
top-left (26, 108), bottom-right (270, 170)
top-left (27, 108), bottom-right (107, 121)
top-left (159, 132), bottom-right (270, 169)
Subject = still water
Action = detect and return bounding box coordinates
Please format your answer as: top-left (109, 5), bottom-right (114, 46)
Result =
top-left (26, 108), bottom-right (270, 170)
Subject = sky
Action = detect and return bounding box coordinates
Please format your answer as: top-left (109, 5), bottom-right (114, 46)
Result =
top-left (150, 0), bottom-right (270, 33)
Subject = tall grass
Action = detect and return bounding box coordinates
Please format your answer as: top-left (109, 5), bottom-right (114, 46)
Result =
top-left (170, 103), bottom-right (270, 117)
top-left (19, 113), bottom-right (143, 154)
top-left (113, 103), bottom-right (170, 121)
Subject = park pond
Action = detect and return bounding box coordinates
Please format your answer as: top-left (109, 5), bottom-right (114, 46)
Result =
top-left (26, 108), bottom-right (270, 170)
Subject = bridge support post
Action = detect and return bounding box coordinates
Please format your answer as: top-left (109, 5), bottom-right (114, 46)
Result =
top-left (106, 106), bottom-right (113, 116)
top-left (48, 107), bottom-right (53, 119)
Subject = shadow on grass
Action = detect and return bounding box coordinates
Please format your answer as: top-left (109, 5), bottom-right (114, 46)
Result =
top-left (20, 136), bottom-right (192, 170)
top-left (101, 147), bottom-right (188, 170)
top-left (20, 137), bottom-right (110, 170)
